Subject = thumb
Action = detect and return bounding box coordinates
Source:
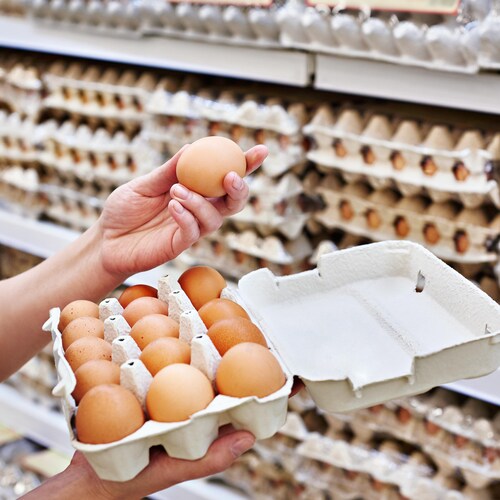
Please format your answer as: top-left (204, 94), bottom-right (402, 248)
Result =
top-left (132, 144), bottom-right (190, 198)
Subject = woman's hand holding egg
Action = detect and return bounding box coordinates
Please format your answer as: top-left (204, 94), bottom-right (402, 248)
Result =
top-left (98, 139), bottom-right (268, 282)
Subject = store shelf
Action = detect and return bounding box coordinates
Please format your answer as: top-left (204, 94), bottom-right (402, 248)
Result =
top-left (0, 383), bottom-right (245, 499)
top-left (0, 16), bottom-right (313, 87)
top-left (0, 209), bottom-right (181, 287)
top-left (315, 54), bottom-right (500, 115)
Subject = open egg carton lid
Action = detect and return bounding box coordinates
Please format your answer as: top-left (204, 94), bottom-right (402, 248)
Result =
top-left (238, 240), bottom-right (500, 413)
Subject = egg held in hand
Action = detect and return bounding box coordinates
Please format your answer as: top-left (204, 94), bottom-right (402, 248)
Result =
top-left (130, 314), bottom-right (179, 350)
top-left (178, 266), bottom-right (226, 310)
top-left (147, 364), bottom-right (214, 422)
top-left (216, 343), bottom-right (286, 398)
top-left (176, 136), bottom-right (246, 198)
top-left (59, 299), bottom-right (99, 332)
top-left (207, 317), bottom-right (267, 356)
top-left (119, 284), bottom-right (158, 308)
top-left (72, 359), bottom-right (120, 403)
top-left (198, 298), bottom-right (249, 329)
top-left (76, 384), bottom-right (145, 444)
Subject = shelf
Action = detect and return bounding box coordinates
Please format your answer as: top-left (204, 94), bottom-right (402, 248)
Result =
top-left (0, 383), bottom-right (246, 499)
top-left (0, 209), bottom-right (182, 287)
top-left (0, 16), bottom-right (313, 87)
top-left (315, 54), bottom-right (500, 115)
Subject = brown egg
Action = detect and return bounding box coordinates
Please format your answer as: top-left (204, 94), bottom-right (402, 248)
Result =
top-left (140, 337), bottom-right (191, 376)
top-left (198, 298), bottom-right (249, 329)
top-left (62, 317), bottom-right (104, 351)
top-left (207, 317), bottom-right (267, 356)
top-left (130, 314), bottom-right (179, 350)
top-left (147, 364), bottom-right (214, 422)
top-left (65, 336), bottom-right (112, 372)
top-left (118, 284), bottom-right (158, 308)
top-left (176, 136), bottom-right (246, 198)
top-left (178, 266), bottom-right (227, 310)
top-left (59, 300), bottom-right (99, 331)
top-left (72, 359), bottom-right (120, 403)
top-left (76, 384), bottom-right (144, 444)
top-left (216, 343), bottom-right (286, 398)
top-left (122, 297), bottom-right (168, 327)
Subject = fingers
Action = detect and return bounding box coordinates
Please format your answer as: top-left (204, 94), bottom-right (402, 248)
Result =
top-left (170, 184), bottom-right (223, 236)
top-left (245, 144), bottom-right (268, 175)
top-left (114, 430), bottom-right (255, 498)
top-left (131, 144), bottom-right (190, 198)
top-left (210, 171), bottom-right (249, 217)
top-left (167, 199), bottom-right (200, 254)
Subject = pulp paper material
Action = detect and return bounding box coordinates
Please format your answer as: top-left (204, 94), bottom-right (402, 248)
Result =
top-left (237, 241), bottom-right (500, 412)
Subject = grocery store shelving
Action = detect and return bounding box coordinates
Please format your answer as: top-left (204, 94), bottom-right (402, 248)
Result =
top-left (0, 383), bottom-right (246, 500)
top-left (315, 54), bottom-right (500, 115)
top-left (0, 16), bottom-right (313, 87)
top-left (0, 208), bottom-right (181, 287)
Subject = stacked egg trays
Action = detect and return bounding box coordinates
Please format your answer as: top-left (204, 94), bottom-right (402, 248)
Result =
top-left (220, 388), bottom-right (500, 500)
top-left (22, 0), bottom-right (500, 73)
top-left (145, 76), bottom-right (319, 278)
top-left (44, 274), bottom-right (293, 481)
top-left (304, 105), bottom-right (500, 271)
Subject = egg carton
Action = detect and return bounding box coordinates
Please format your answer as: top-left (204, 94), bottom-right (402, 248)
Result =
top-left (278, 2), bottom-right (482, 74)
top-left (423, 443), bottom-right (500, 490)
top-left (145, 4), bottom-right (283, 49)
top-left (295, 433), bottom-right (443, 498)
top-left (26, 0), bottom-right (148, 38)
top-left (305, 109), bottom-right (500, 209)
top-left (45, 240), bottom-right (500, 480)
top-left (315, 177), bottom-right (500, 264)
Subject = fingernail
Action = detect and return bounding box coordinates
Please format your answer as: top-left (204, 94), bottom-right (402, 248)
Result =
top-left (231, 173), bottom-right (244, 191)
top-left (231, 436), bottom-right (255, 458)
top-left (172, 200), bottom-right (184, 214)
top-left (173, 184), bottom-right (190, 200)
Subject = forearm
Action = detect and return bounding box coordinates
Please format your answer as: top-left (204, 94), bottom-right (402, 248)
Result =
top-left (0, 223), bottom-right (126, 381)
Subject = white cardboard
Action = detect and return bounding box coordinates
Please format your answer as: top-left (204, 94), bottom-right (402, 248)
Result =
top-left (237, 240), bottom-right (500, 412)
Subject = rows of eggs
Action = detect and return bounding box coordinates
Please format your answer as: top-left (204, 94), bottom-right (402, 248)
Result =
top-left (224, 410), bottom-right (499, 499)
top-left (307, 108), bottom-right (500, 183)
top-left (25, 0), bottom-right (498, 70)
top-left (57, 265), bottom-right (286, 445)
top-left (316, 177), bottom-right (499, 257)
top-left (184, 232), bottom-right (313, 279)
top-left (348, 403), bottom-right (500, 487)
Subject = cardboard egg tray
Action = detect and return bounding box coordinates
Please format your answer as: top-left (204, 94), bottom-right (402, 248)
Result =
top-left (45, 240), bottom-right (500, 481)
top-left (230, 173), bottom-right (312, 239)
top-left (304, 116), bottom-right (500, 209)
top-left (315, 178), bottom-right (499, 264)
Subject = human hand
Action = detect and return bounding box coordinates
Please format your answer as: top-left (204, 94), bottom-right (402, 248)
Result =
top-left (23, 427), bottom-right (255, 500)
top-left (98, 144), bottom-right (268, 281)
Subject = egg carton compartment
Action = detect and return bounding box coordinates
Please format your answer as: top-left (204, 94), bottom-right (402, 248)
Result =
top-left (44, 278), bottom-right (293, 481)
top-left (315, 177), bottom-right (499, 264)
top-left (279, 5), bottom-right (482, 74)
top-left (0, 59), bottom-right (44, 117)
top-left (305, 110), bottom-right (500, 208)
